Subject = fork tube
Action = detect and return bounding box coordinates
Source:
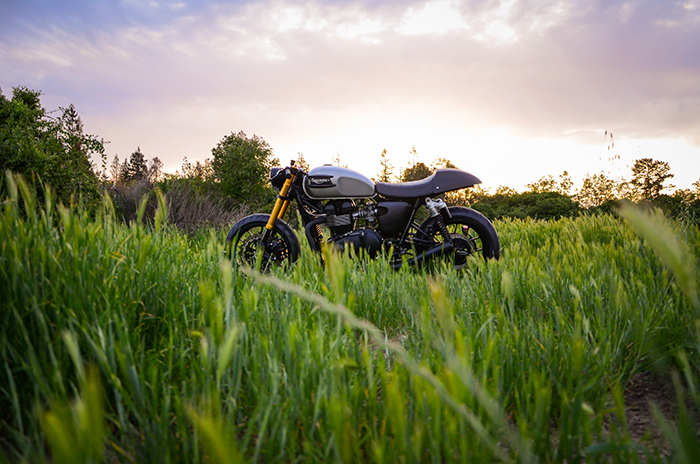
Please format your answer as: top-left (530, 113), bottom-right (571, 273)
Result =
top-left (278, 194), bottom-right (293, 220)
top-left (266, 173), bottom-right (296, 232)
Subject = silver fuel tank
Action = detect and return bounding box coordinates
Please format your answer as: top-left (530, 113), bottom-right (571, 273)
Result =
top-left (303, 166), bottom-right (376, 199)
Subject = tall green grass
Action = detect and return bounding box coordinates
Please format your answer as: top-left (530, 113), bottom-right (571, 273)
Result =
top-left (1, 172), bottom-right (699, 463)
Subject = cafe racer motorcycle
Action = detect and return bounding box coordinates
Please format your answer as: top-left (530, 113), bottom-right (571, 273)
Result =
top-left (226, 161), bottom-right (500, 271)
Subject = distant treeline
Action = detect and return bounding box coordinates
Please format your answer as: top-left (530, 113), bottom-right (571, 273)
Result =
top-left (3, 85), bottom-right (700, 229)
top-left (376, 148), bottom-right (700, 222)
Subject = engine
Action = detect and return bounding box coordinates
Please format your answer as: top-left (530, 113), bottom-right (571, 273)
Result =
top-left (324, 200), bottom-right (356, 236)
top-left (330, 228), bottom-right (383, 257)
top-left (323, 200), bottom-right (414, 241)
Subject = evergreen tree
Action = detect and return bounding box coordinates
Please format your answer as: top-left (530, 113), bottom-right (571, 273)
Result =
top-left (374, 149), bottom-right (394, 183)
top-left (148, 157), bottom-right (163, 183)
top-left (109, 155), bottom-right (122, 183)
top-left (121, 147), bottom-right (148, 183)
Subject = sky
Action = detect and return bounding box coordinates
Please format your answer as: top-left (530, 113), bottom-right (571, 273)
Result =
top-left (1, 0), bottom-right (699, 192)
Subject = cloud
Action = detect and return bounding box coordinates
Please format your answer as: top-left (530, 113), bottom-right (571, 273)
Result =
top-left (1, 0), bottom-right (699, 185)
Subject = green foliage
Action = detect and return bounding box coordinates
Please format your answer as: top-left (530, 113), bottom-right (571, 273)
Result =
top-left (42, 367), bottom-right (106, 464)
top-left (400, 161), bottom-right (432, 182)
top-left (443, 184), bottom-right (489, 207)
top-left (525, 171), bottom-right (572, 195)
top-left (646, 193), bottom-right (700, 222)
top-left (211, 131), bottom-right (279, 204)
top-left (630, 158), bottom-right (674, 200)
top-left (0, 86), bottom-right (103, 208)
top-left (472, 191), bottom-right (580, 220)
top-left (574, 172), bottom-right (618, 208)
top-left (431, 157), bottom-right (458, 170)
top-left (3, 175), bottom-right (700, 462)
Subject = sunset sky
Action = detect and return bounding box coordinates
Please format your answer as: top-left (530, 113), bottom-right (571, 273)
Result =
top-left (2, 0), bottom-right (699, 191)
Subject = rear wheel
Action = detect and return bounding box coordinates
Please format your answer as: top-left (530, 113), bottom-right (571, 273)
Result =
top-left (226, 214), bottom-right (301, 272)
top-left (419, 207), bottom-right (500, 269)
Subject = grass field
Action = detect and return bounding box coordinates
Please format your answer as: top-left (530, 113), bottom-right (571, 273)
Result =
top-left (1, 173), bottom-right (699, 463)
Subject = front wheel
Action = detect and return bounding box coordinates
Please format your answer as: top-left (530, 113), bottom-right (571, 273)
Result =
top-left (419, 207), bottom-right (500, 269)
top-left (226, 214), bottom-right (301, 272)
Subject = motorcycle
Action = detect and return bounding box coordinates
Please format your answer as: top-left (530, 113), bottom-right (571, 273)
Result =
top-left (226, 161), bottom-right (500, 271)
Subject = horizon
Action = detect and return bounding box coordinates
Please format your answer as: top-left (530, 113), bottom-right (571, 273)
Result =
top-left (2, 0), bottom-right (699, 191)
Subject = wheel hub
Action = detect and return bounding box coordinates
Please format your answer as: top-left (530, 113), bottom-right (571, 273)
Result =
top-left (450, 233), bottom-right (475, 267)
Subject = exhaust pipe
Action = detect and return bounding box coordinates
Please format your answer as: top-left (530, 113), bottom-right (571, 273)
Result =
top-left (392, 241), bottom-right (454, 270)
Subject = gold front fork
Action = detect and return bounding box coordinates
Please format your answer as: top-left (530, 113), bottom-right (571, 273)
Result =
top-left (266, 171), bottom-right (296, 231)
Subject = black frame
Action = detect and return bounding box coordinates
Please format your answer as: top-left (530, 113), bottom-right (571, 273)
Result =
top-left (277, 169), bottom-right (439, 261)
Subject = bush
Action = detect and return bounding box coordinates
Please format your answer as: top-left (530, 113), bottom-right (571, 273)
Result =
top-left (210, 131), bottom-right (279, 205)
top-left (110, 178), bottom-right (249, 233)
top-left (163, 179), bottom-right (250, 233)
top-left (472, 191), bottom-right (580, 220)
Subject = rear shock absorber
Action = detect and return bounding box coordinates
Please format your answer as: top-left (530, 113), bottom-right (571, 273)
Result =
top-left (425, 197), bottom-right (452, 243)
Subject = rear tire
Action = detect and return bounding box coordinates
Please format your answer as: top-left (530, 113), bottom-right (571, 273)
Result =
top-left (419, 207), bottom-right (500, 269)
top-left (226, 214), bottom-right (301, 272)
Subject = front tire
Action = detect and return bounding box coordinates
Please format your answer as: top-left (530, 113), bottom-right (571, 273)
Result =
top-left (419, 207), bottom-right (500, 269)
top-left (226, 214), bottom-right (301, 272)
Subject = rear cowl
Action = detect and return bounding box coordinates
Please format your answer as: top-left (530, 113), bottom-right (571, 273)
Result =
top-left (303, 166), bottom-right (376, 199)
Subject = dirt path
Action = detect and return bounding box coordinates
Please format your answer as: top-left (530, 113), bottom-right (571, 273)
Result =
top-left (623, 370), bottom-right (681, 456)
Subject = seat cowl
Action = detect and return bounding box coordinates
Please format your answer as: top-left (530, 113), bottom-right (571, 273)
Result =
top-left (375, 169), bottom-right (481, 199)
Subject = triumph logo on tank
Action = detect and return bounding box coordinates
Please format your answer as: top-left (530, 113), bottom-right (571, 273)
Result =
top-left (308, 176), bottom-right (334, 187)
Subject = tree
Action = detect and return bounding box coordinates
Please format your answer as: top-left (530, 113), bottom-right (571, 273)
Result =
top-left (374, 149), bottom-right (394, 183)
top-left (432, 157), bottom-right (458, 170)
top-left (296, 152), bottom-right (310, 172)
top-left (147, 157), bottom-right (163, 183)
top-left (109, 154), bottom-right (123, 183)
top-left (526, 175), bottom-right (558, 193)
top-left (445, 184), bottom-right (489, 206)
top-left (180, 157), bottom-right (214, 183)
top-left (400, 162), bottom-right (432, 182)
top-left (398, 145), bottom-right (433, 182)
top-left (120, 147), bottom-right (148, 183)
top-left (574, 172), bottom-right (617, 208)
top-left (409, 145), bottom-right (418, 166)
top-left (55, 103), bottom-right (105, 191)
top-left (630, 158), bottom-right (674, 200)
top-left (211, 131), bottom-right (279, 203)
top-left (526, 171), bottom-right (573, 196)
top-left (1, 87), bottom-right (51, 181)
top-left (0, 86), bottom-right (103, 207)
top-left (558, 171), bottom-right (573, 196)
top-left (494, 185), bottom-right (518, 196)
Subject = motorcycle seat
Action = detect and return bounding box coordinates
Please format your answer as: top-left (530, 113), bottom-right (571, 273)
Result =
top-left (375, 169), bottom-right (481, 199)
